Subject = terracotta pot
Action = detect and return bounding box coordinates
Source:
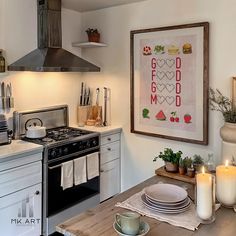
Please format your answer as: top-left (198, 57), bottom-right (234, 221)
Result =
top-left (179, 167), bottom-right (186, 175)
top-left (186, 168), bottom-right (195, 178)
top-left (220, 122), bottom-right (236, 143)
top-left (88, 33), bottom-right (100, 43)
top-left (165, 162), bottom-right (178, 173)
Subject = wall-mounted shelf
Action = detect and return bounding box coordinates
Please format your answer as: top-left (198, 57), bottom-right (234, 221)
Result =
top-left (72, 42), bottom-right (107, 48)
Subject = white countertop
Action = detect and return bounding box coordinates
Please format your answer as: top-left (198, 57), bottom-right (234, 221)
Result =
top-left (0, 140), bottom-right (43, 163)
top-left (72, 125), bottom-right (122, 135)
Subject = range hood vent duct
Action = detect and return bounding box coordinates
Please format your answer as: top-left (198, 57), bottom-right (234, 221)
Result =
top-left (8, 0), bottom-right (100, 72)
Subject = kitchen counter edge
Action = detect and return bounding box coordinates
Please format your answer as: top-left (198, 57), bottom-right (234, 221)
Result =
top-left (72, 125), bottom-right (122, 135)
top-left (0, 140), bottom-right (43, 163)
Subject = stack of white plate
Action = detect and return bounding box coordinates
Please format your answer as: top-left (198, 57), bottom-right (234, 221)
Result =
top-left (0, 114), bottom-right (8, 132)
top-left (141, 183), bottom-right (191, 214)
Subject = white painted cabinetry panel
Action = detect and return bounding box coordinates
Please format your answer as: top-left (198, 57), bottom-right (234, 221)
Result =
top-left (100, 141), bottom-right (120, 165)
top-left (0, 161), bottom-right (42, 197)
top-left (0, 183), bottom-right (41, 236)
top-left (100, 159), bottom-right (120, 202)
top-left (100, 131), bottom-right (121, 202)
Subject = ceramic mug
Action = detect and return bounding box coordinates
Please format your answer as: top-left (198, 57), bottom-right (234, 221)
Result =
top-left (115, 211), bottom-right (140, 235)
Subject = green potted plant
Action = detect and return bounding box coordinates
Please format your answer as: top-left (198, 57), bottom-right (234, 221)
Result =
top-left (86, 28), bottom-right (100, 43)
top-left (178, 157), bottom-right (186, 175)
top-left (185, 157), bottom-right (195, 178)
top-left (192, 154), bottom-right (204, 172)
top-left (153, 148), bottom-right (182, 173)
top-left (209, 88), bottom-right (236, 143)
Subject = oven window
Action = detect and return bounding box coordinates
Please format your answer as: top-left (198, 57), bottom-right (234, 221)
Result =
top-left (47, 165), bottom-right (99, 216)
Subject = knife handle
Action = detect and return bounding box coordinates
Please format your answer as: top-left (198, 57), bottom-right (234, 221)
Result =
top-left (0, 97), bottom-right (6, 110)
top-left (6, 97), bottom-right (14, 108)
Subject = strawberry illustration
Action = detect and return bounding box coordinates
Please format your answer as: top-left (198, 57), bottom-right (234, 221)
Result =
top-left (184, 114), bottom-right (192, 123)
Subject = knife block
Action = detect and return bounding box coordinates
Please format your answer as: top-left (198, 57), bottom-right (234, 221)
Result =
top-left (77, 105), bottom-right (91, 127)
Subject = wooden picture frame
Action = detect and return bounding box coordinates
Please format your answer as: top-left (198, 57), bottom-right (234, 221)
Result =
top-left (130, 22), bottom-right (209, 145)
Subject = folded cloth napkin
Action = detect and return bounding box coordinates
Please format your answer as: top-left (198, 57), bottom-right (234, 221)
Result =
top-left (74, 156), bottom-right (87, 185)
top-left (61, 160), bottom-right (73, 190)
top-left (87, 152), bottom-right (99, 180)
top-left (115, 190), bottom-right (220, 231)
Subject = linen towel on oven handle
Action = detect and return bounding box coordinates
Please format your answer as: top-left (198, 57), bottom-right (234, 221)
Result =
top-left (74, 156), bottom-right (87, 185)
top-left (87, 152), bottom-right (99, 180)
top-left (61, 160), bottom-right (73, 190)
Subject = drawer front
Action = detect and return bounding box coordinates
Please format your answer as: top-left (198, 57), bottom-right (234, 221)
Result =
top-left (101, 133), bottom-right (120, 145)
top-left (0, 161), bottom-right (42, 197)
top-left (0, 153), bottom-right (42, 172)
top-left (100, 159), bottom-right (120, 202)
top-left (100, 141), bottom-right (120, 165)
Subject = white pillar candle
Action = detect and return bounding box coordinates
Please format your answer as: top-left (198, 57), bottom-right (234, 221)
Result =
top-left (196, 167), bottom-right (213, 220)
top-left (216, 160), bottom-right (236, 206)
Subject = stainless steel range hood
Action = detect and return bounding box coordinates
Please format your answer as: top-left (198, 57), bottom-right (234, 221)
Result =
top-left (8, 0), bottom-right (100, 72)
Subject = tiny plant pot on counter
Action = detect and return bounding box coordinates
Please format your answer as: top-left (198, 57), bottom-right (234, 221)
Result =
top-left (187, 167), bottom-right (195, 178)
top-left (179, 166), bottom-right (186, 175)
top-left (165, 161), bottom-right (179, 173)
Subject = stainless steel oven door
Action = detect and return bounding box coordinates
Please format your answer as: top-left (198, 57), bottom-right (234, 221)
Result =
top-left (43, 149), bottom-right (100, 235)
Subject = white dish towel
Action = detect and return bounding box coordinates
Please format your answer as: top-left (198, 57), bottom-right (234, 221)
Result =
top-left (61, 160), bottom-right (73, 190)
top-left (74, 156), bottom-right (87, 185)
top-left (87, 152), bottom-right (99, 180)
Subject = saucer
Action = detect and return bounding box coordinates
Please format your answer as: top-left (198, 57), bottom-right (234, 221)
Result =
top-left (113, 221), bottom-right (150, 236)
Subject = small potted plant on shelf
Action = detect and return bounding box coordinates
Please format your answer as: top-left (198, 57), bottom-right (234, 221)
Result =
top-left (178, 157), bottom-right (186, 175)
top-left (153, 148), bottom-right (182, 173)
top-left (192, 154), bottom-right (204, 172)
top-left (86, 28), bottom-right (100, 43)
top-left (209, 87), bottom-right (236, 143)
top-left (185, 157), bottom-right (195, 178)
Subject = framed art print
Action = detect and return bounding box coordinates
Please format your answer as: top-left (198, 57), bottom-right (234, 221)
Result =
top-left (130, 22), bottom-right (209, 145)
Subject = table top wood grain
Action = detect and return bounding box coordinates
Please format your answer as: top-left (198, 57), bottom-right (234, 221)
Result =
top-left (56, 175), bottom-right (236, 236)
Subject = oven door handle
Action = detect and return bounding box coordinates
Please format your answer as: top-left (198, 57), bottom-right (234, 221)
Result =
top-left (48, 164), bottom-right (62, 170)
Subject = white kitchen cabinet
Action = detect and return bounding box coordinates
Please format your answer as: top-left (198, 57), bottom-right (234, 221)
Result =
top-left (100, 130), bottom-right (121, 202)
top-left (0, 183), bottom-right (42, 236)
top-left (0, 151), bottom-right (42, 236)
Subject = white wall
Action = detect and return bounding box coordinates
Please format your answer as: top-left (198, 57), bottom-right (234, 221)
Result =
top-left (1, 0), bottom-right (236, 192)
top-left (0, 0), bottom-right (84, 126)
top-left (80, 0), bottom-right (236, 190)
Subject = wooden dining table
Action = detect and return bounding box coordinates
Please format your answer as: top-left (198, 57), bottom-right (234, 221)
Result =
top-left (56, 175), bottom-right (236, 236)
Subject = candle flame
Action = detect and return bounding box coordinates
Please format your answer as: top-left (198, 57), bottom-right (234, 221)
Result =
top-left (225, 160), bottom-right (229, 167)
top-left (202, 166), bottom-right (205, 174)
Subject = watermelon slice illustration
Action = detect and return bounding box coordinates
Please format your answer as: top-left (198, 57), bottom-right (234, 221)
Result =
top-left (156, 110), bottom-right (166, 121)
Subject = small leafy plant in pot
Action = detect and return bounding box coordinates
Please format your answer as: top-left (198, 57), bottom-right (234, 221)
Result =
top-left (86, 28), bottom-right (100, 43)
top-left (185, 157), bottom-right (195, 178)
top-left (193, 154), bottom-right (204, 172)
top-left (153, 148), bottom-right (182, 173)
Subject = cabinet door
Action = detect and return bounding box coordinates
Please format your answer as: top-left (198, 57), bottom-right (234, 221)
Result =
top-left (100, 159), bottom-right (120, 202)
top-left (0, 183), bottom-right (42, 236)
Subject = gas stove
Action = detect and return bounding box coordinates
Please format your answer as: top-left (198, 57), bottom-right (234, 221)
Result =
top-left (13, 105), bottom-right (101, 236)
top-left (22, 126), bottom-right (95, 146)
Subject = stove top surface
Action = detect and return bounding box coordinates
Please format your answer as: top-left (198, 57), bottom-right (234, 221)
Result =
top-left (22, 127), bottom-right (94, 146)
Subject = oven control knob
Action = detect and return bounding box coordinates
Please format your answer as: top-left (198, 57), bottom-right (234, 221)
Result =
top-left (50, 149), bottom-right (57, 158)
top-left (58, 148), bottom-right (62, 156)
top-left (63, 147), bottom-right (69, 155)
top-left (92, 139), bottom-right (98, 147)
top-left (85, 140), bottom-right (91, 148)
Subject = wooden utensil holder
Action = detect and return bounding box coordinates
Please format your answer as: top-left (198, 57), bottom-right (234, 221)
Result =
top-left (77, 105), bottom-right (91, 127)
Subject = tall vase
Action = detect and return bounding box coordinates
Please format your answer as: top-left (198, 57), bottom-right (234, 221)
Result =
top-left (220, 122), bottom-right (236, 163)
